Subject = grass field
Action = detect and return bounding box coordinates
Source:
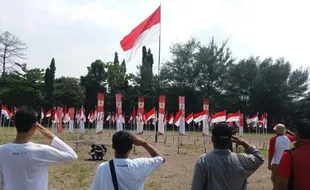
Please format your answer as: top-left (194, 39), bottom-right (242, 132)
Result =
top-left (0, 126), bottom-right (274, 190)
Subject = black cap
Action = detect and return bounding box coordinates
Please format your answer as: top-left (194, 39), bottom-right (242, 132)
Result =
top-left (212, 123), bottom-right (233, 140)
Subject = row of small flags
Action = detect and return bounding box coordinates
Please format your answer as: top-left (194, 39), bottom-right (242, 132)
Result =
top-left (1, 105), bottom-right (267, 128)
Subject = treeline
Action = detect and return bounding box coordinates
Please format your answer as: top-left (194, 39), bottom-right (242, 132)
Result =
top-left (0, 31), bottom-right (309, 129)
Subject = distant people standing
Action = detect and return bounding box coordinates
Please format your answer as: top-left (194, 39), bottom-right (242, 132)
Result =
top-left (0, 106), bottom-right (78, 190)
top-left (90, 131), bottom-right (165, 190)
top-left (268, 123), bottom-right (294, 189)
top-left (275, 121), bottom-right (310, 190)
top-left (191, 123), bottom-right (264, 190)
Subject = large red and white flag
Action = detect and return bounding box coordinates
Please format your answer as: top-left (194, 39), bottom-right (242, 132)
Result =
top-left (120, 6), bottom-right (161, 62)
top-left (211, 110), bottom-right (226, 123)
top-left (158, 95), bottom-right (165, 135)
top-left (226, 112), bottom-right (240, 122)
top-left (96, 92), bottom-right (104, 134)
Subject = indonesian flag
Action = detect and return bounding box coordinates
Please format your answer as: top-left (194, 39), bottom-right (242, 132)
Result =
top-left (185, 112), bottom-right (193, 124)
top-left (106, 113), bottom-right (111, 122)
top-left (264, 113), bottom-right (268, 129)
top-left (46, 109), bottom-right (51, 118)
top-left (168, 113), bottom-right (174, 125)
top-left (120, 5), bottom-right (160, 62)
top-left (193, 111), bottom-right (207, 123)
top-left (40, 109), bottom-right (44, 120)
top-left (246, 113), bottom-right (258, 124)
top-left (145, 108), bottom-right (155, 121)
top-left (52, 107), bottom-right (57, 123)
top-left (226, 112), bottom-right (240, 122)
top-left (1, 105), bottom-right (11, 119)
top-left (258, 113), bottom-right (265, 128)
top-left (152, 113), bottom-right (157, 126)
top-left (174, 110), bottom-right (183, 127)
top-left (211, 110), bottom-right (226, 123)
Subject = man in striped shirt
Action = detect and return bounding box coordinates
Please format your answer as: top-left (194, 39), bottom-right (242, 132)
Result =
top-left (191, 123), bottom-right (264, 190)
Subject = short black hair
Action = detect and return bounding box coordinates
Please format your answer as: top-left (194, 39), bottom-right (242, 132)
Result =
top-left (296, 121), bottom-right (310, 139)
top-left (212, 123), bottom-right (232, 147)
top-left (112, 131), bottom-right (133, 154)
top-left (12, 106), bottom-right (37, 133)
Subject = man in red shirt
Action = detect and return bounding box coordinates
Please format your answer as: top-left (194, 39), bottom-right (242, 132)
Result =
top-left (268, 124), bottom-right (294, 189)
top-left (276, 121), bottom-right (310, 190)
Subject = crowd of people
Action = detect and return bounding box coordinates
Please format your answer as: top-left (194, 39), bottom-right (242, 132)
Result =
top-left (0, 106), bottom-right (309, 190)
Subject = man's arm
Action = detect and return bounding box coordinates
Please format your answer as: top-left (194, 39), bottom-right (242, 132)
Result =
top-left (275, 152), bottom-right (291, 190)
top-left (268, 137), bottom-right (276, 170)
top-left (35, 123), bottom-right (78, 164)
top-left (134, 136), bottom-right (165, 162)
top-left (233, 136), bottom-right (264, 177)
top-left (191, 157), bottom-right (206, 190)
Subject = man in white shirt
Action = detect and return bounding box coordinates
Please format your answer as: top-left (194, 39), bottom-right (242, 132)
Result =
top-left (90, 131), bottom-right (165, 190)
top-left (268, 123), bottom-right (294, 189)
top-left (0, 106), bottom-right (78, 190)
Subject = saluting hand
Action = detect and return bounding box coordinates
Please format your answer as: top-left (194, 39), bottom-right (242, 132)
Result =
top-left (36, 123), bottom-right (56, 142)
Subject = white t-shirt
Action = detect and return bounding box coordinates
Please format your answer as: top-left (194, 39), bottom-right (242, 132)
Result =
top-left (273, 135), bottom-right (291, 164)
top-left (90, 156), bottom-right (164, 190)
top-left (0, 137), bottom-right (78, 190)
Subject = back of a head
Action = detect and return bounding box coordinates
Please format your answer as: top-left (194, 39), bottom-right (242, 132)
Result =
top-left (296, 121), bottom-right (310, 139)
top-left (212, 123), bottom-right (232, 148)
top-left (12, 106), bottom-right (37, 133)
top-left (112, 131), bottom-right (133, 154)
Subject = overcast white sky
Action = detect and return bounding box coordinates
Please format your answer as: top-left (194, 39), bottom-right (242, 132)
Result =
top-left (1, 0), bottom-right (309, 78)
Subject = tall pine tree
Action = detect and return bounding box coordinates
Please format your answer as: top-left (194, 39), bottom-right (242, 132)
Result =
top-left (44, 58), bottom-right (56, 108)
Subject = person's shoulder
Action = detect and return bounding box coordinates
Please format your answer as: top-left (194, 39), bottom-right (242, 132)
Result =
top-left (131, 156), bottom-right (164, 164)
top-left (97, 161), bottom-right (109, 171)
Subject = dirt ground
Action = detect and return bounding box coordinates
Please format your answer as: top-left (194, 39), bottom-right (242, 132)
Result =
top-left (0, 127), bottom-right (273, 190)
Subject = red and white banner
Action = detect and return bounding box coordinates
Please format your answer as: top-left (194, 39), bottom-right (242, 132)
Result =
top-left (68, 108), bottom-right (75, 121)
top-left (211, 110), bottom-right (226, 123)
top-left (96, 92), bottom-right (104, 134)
top-left (202, 98), bottom-right (210, 136)
top-left (52, 107), bottom-right (57, 123)
top-left (136, 96), bottom-right (145, 134)
top-left (203, 98), bottom-right (209, 115)
top-left (45, 109), bottom-right (51, 118)
top-left (115, 94), bottom-right (123, 131)
top-left (57, 107), bottom-right (63, 133)
top-left (239, 113), bottom-right (244, 136)
top-left (158, 95), bottom-right (165, 135)
top-left (120, 5), bottom-right (160, 62)
top-left (179, 96), bottom-right (185, 135)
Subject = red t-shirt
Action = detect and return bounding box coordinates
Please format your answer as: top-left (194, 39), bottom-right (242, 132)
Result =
top-left (268, 135), bottom-right (295, 163)
top-left (276, 140), bottom-right (310, 190)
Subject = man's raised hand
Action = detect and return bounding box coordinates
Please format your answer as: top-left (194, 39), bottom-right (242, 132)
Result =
top-left (133, 136), bottom-right (146, 146)
top-left (36, 123), bottom-right (55, 142)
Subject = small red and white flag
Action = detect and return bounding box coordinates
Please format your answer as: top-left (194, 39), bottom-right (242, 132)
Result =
top-left (1, 105), bottom-right (11, 119)
top-left (145, 108), bottom-right (155, 122)
top-left (211, 110), bottom-right (226, 123)
top-left (168, 113), bottom-right (174, 125)
top-left (40, 109), bottom-right (44, 120)
top-left (193, 111), bottom-right (207, 123)
top-left (174, 110), bottom-right (183, 127)
top-left (46, 109), bottom-right (51, 118)
top-left (120, 5), bottom-right (161, 62)
top-left (247, 113), bottom-right (258, 124)
top-left (226, 112), bottom-right (240, 122)
top-left (185, 112), bottom-right (193, 124)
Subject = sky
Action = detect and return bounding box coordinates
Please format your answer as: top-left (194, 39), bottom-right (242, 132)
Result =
top-left (0, 0), bottom-right (309, 78)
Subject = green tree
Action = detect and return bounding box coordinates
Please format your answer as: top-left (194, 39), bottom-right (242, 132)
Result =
top-left (54, 77), bottom-right (85, 108)
top-left (43, 58), bottom-right (56, 109)
top-left (80, 59), bottom-right (106, 111)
